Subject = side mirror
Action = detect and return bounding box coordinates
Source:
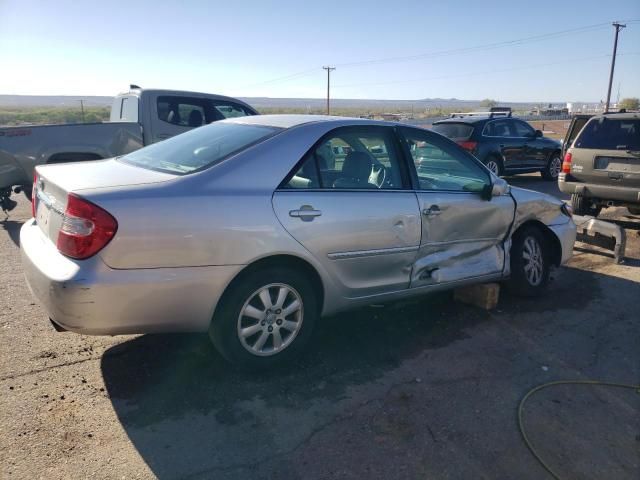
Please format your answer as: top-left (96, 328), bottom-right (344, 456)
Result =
top-left (491, 177), bottom-right (510, 197)
top-left (535, 129), bottom-right (543, 138)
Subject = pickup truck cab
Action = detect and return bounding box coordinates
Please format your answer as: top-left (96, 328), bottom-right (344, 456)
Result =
top-left (0, 87), bottom-right (257, 208)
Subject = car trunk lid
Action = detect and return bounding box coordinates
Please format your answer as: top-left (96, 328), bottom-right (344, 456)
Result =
top-left (33, 159), bottom-right (174, 243)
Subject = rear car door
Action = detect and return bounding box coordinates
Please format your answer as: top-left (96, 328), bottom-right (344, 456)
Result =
top-left (149, 95), bottom-right (255, 143)
top-left (570, 116), bottom-right (640, 191)
top-left (272, 126), bottom-right (421, 298)
top-left (483, 119), bottom-right (524, 168)
top-left (399, 127), bottom-right (515, 287)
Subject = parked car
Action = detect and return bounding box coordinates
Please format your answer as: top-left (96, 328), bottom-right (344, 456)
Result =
top-left (432, 110), bottom-right (562, 180)
top-left (559, 111), bottom-right (640, 217)
top-left (21, 115), bottom-right (576, 368)
top-left (0, 86), bottom-right (258, 209)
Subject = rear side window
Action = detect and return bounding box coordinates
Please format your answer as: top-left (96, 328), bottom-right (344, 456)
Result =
top-left (574, 118), bottom-right (640, 150)
top-left (120, 122), bottom-right (280, 175)
top-left (483, 120), bottom-right (514, 137)
top-left (157, 96), bottom-right (255, 127)
top-left (432, 123), bottom-right (474, 140)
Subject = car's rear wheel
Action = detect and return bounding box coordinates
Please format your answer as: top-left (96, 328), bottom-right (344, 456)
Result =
top-left (571, 193), bottom-right (601, 217)
top-left (484, 155), bottom-right (504, 176)
top-left (541, 153), bottom-right (562, 180)
top-left (209, 267), bottom-right (317, 369)
top-left (507, 226), bottom-right (551, 297)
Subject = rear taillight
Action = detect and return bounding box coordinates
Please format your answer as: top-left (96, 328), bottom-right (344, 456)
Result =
top-left (31, 172), bottom-right (37, 218)
top-left (562, 152), bottom-right (572, 173)
top-left (457, 140), bottom-right (478, 152)
top-left (56, 194), bottom-right (117, 259)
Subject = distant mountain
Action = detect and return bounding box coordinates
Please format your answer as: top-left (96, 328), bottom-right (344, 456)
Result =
top-left (0, 94), bottom-right (560, 111)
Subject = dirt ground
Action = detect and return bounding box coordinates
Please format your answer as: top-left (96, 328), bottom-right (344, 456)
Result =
top-left (527, 119), bottom-right (571, 140)
top-left (1, 176), bottom-right (639, 479)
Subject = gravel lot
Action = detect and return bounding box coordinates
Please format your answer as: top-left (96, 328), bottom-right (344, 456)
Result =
top-left (1, 176), bottom-right (639, 479)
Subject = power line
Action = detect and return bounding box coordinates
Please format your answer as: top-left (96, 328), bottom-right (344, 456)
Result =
top-left (334, 22), bottom-right (616, 68)
top-left (236, 19), bottom-right (640, 91)
top-left (332, 52), bottom-right (639, 90)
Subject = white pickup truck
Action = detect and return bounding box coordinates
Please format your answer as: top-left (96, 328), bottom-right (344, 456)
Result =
top-left (0, 87), bottom-right (258, 210)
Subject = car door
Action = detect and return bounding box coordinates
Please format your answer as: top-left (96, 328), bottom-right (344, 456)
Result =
top-left (272, 125), bottom-right (421, 298)
top-left (399, 127), bottom-right (515, 287)
top-left (483, 119), bottom-right (524, 168)
top-left (512, 119), bottom-right (546, 167)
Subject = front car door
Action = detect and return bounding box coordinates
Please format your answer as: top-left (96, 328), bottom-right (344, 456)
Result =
top-left (272, 126), bottom-right (421, 298)
top-left (512, 119), bottom-right (546, 167)
top-left (399, 127), bottom-right (515, 287)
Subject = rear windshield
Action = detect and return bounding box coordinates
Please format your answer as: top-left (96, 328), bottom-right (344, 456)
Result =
top-left (431, 123), bottom-right (474, 141)
top-left (120, 122), bottom-right (280, 175)
top-left (574, 117), bottom-right (640, 150)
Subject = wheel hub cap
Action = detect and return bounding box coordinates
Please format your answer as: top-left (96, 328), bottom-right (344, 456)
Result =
top-left (237, 283), bottom-right (304, 357)
top-left (522, 236), bottom-right (544, 286)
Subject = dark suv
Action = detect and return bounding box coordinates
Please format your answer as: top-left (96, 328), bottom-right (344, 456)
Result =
top-left (432, 111), bottom-right (562, 180)
top-left (559, 112), bottom-right (640, 217)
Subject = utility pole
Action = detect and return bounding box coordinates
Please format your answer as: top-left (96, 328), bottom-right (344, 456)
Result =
top-left (323, 66), bottom-right (335, 115)
top-left (79, 99), bottom-right (85, 123)
top-left (605, 22), bottom-right (625, 112)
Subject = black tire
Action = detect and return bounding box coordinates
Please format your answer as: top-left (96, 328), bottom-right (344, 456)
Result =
top-left (209, 266), bottom-right (318, 369)
top-left (484, 155), bottom-right (504, 176)
top-left (541, 152), bottom-right (562, 181)
top-left (506, 226), bottom-right (551, 297)
top-left (571, 193), bottom-right (601, 217)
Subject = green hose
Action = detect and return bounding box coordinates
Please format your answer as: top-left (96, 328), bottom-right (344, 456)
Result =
top-left (518, 380), bottom-right (640, 480)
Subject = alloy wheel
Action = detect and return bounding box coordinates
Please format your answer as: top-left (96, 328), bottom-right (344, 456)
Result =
top-left (522, 236), bottom-right (544, 286)
top-left (237, 283), bottom-right (304, 356)
top-left (486, 160), bottom-right (500, 175)
top-left (549, 156), bottom-right (562, 178)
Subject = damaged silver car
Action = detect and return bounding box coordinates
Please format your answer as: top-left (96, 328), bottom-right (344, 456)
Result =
top-left (21, 115), bottom-right (576, 368)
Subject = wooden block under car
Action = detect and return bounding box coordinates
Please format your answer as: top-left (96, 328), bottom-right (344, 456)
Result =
top-left (453, 283), bottom-right (500, 310)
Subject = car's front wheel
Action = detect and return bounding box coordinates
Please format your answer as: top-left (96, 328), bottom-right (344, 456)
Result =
top-left (541, 153), bottom-right (562, 180)
top-left (506, 226), bottom-right (551, 297)
top-left (209, 267), bottom-right (317, 368)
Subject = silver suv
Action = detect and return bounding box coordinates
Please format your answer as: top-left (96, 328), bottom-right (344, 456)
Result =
top-left (559, 112), bottom-right (640, 216)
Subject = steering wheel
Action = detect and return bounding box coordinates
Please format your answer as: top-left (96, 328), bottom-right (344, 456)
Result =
top-left (370, 163), bottom-right (387, 188)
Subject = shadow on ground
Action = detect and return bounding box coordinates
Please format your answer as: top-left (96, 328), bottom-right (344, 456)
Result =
top-left (0, 218), bottom-right (23, 247)
top-left (99, 263), bottom-right (631, 479)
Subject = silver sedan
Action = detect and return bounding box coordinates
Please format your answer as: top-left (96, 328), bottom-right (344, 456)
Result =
top-left (21, 115), bottom-right (576, 368)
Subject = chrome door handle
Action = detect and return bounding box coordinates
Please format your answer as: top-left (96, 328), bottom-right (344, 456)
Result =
top-left (289, 205), bottom-right (322, 221)
top-left (422, 205), bottom-right (441, 216)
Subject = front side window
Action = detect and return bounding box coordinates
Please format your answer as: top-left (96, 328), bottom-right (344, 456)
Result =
top-left (157, 96), bottom-right (254, 127)
top-left (120, 122), bottom-right (279, 175)
top-left (284, 127), bottom-right (406, 190)
top-left (575, 118), bottom-right (640, 150)
top-left (483, 120), bottom-right (514, 137)
top-left (512, 120), bottom-right (535, 137)
top-left (401, 128), bottom-right (490, 193)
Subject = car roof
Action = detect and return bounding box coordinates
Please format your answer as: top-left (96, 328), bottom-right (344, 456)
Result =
top-left (590, 112), bottom-right (639, 120)
top-left (433, 116), bottom-right (494, 125)
top-left (224, 114), bottom-right (402, 129)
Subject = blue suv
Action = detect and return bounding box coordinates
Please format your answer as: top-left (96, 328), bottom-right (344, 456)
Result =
top-left (432, 110), bottom-right (562, 180)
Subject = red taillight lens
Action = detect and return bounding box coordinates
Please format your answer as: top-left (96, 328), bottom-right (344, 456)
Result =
top-left (561, 152), bottom-right (572, 173)
top-left (56, 194), bottom-right (117, 259)
top-left (31, 172), bottom-right (37, 218)
top-left (457, 140), bottom-right (478, 152)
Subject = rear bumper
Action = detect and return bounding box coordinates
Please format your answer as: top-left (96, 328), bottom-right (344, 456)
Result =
top-left (20, 219), bottom-right (242, 335)
top-left (549, 219), bottom-right (576, 265)
top-left (559, 177), bottom-right (640, 205)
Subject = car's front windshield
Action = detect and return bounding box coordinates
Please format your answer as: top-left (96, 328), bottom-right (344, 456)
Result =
top-left (120, 122), bottom-right (281, 175)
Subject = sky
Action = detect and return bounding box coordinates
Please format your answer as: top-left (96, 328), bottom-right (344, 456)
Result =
top-left (0, 0), bottom-right (639, 102)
